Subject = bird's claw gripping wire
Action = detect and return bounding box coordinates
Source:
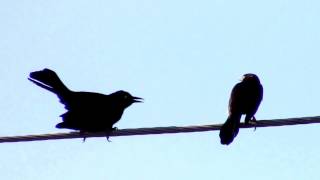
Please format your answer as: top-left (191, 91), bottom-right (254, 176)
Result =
top-left (79, 128), bottom-right (117, 142)
top-left (79, 131), bottom-right (87, 142)
top-left (248, 117), bottom-right (257, 131)
top-left (106, 127), bottom-right (118, 142)
top-left (245, 117), bottom-right (257, 131)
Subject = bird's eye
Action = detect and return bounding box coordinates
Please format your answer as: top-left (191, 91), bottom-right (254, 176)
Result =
top-left (124, 95), bottom-right (128, 99)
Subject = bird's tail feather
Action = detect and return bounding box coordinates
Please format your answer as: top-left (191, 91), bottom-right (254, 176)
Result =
top-left (219, 114), bottom-right (241, 145)
top-left (28, 68), bottom-right (70, 96)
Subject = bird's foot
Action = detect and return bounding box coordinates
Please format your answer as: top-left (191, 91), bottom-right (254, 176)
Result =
top-left (79, 131), bottom-right (87, 143)
top-left (105, 127), bottom-right (117, 142)
top-left (106, 136), bottom-right (111, 142)
top-left (245, 117), bottom-right (257, 131)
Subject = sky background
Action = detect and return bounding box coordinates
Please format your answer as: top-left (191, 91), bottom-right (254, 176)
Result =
top-left (1, 0), bottom-right (320, 179)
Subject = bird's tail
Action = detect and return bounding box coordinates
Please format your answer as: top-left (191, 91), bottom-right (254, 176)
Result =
top-left (28, 68), bottom-right (70, 97)
top-left (219, 113), bottom-right (241, 145)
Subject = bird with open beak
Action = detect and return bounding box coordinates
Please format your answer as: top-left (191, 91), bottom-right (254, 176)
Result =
top-left (29, 68), bottom-right (143, 141)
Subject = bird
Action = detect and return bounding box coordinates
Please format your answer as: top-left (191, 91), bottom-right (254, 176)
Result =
top-left (28, 68), bottom-right (143, 140)
top-left (219, 73), bottom-right (263, 145)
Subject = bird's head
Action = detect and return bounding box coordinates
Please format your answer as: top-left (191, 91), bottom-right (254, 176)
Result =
top-left (111, 90), bottom-right (143, 108)
top-left (241, 73), bottom-right (261, 83)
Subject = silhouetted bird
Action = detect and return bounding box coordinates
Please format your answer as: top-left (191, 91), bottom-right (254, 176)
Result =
top-left (29, 68), bottom-right (143, 138)
top-left (219, 73), bottom-right (263, 145)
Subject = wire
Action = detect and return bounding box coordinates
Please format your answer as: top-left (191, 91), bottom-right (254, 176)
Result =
top-left (0, 116), bottom-right (319, 143)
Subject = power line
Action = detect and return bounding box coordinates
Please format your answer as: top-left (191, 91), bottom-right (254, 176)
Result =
top-left (0, 116), bottom-right (319, 143)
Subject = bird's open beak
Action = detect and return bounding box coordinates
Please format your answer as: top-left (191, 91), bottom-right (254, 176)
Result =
top-left (133, 96), bottom-right (144, 103)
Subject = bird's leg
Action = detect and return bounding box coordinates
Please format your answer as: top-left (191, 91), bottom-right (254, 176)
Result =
top-left (105, 127), bottom-right (117, 142)
top-left (79, 130), bottom-right (87, 142)
top-left (245, 116), bottom-right (257, 131)
top-left (250, 116), bottom-right (257, 131)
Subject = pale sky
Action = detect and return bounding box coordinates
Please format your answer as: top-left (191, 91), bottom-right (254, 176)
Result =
top-left (1, 1), bottom-right (320, 180)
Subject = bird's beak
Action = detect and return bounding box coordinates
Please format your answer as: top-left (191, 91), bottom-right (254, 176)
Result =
top-left (133, 96), bottom-right (144, 103)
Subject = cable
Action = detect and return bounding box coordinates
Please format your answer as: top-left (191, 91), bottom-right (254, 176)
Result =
top-left (0, 116), bottom-right (319, 143)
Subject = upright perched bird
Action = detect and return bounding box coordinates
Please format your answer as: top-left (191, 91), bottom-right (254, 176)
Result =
top-left (219, 73), bottom-right (263, 145)
top-left (29, 68), bottom-right (143, 137)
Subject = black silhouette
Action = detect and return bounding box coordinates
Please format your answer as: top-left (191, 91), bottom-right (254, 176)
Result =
top-left (29, 68), bottom-right (143, 139)
top-left (219, 73), bottom-right (263, 145)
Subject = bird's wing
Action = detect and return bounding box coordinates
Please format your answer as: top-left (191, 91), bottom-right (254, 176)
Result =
top-left (228, 82), bottom-right (245, 114)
